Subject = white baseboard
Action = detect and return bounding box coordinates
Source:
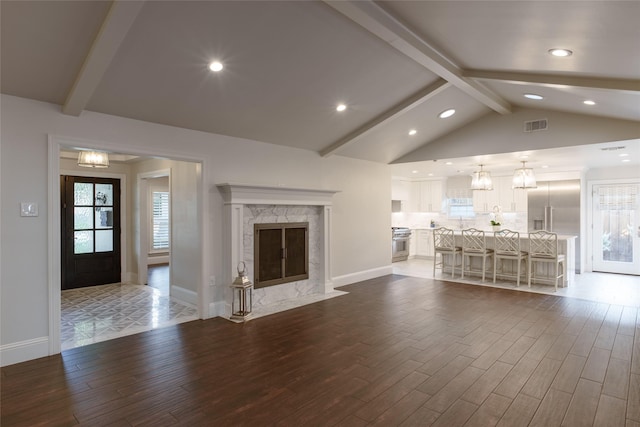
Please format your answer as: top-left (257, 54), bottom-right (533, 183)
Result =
top-left (331, 265), bottom-right (393, 288)
top-left (170, 285), bottom-right (198, 305)
top-left (124, 272), bottom-right (138, 283)
top-left (0, 336), bottom-right (49, 367)
top-left (209, 301), bottom-right (227, 318)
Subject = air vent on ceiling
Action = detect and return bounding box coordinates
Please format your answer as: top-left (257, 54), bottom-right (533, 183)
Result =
top-left (524, 119), bottom-right (548, 133)
top-left (600, 146), bottom-right (626, 151)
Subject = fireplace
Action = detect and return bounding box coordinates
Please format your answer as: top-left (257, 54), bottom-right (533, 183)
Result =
top-left (217, 183), bottom-right (338, 318)
top-left (254, 222), bottom-right (309, 288)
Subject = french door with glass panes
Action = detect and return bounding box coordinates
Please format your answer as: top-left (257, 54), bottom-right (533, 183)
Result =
top-left (61, 176), bottom-right (121, 289)
top-left (592, 182), bottom-right (640, 275)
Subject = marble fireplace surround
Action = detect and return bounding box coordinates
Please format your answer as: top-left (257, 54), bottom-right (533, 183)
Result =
top-left (217, 183), bottom-right (343, 319)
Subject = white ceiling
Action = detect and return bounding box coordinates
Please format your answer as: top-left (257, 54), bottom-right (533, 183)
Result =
top-left (2, 1), bottom-right (639, 167)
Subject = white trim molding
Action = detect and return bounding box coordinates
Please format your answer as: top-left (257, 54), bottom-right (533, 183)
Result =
top-left (331, 265), bottom-right (394, 288)
top-left (217, 182), bottom-right (339, 206)
top-left (1, 336), bottom-right (49, 367)
top-left (216, 183), bottom-right (339, 319)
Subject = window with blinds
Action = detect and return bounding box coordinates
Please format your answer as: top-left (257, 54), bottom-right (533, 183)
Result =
top-left (152, 191), bottom-right (170, 251)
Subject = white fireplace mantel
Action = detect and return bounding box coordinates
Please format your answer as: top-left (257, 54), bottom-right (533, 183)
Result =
top-left (215, 183), bottom-right (339, 320)
top-left (217, 182), bottom-right (339, 206)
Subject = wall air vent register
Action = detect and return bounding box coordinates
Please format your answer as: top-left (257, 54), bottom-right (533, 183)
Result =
top-left (524, 119), bottom-right (548, 133)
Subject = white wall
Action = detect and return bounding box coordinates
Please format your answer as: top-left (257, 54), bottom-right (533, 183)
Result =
top-left (0, 95), bottom-right (392, 365)
top-left (585, 164), bottom-right (640, 181)
top-left (169, 161), bottom-right (201, 300)
top-left (396, 107), bottom-right (640, 163)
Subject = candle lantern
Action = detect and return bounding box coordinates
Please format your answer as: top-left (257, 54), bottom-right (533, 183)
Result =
top-left (229, 261), bottom-right (253, 322)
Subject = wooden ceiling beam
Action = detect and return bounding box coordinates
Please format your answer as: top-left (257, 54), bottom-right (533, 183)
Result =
top-left (320, 79), bottom-right (450, 157)
top-left (323, 0), bottom-right (512, 115)
top-left (62, 1), bottom-right (145, 116)
top-left (464, 70), bottom-right (640, 93)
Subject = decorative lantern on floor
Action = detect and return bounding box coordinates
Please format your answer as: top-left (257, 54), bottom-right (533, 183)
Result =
top-left (230, 261), bottom-right (253, 322)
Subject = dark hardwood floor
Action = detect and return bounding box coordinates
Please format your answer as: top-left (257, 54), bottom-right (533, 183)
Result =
top-left (2, 275), bottom-right (639, 426)
top-left (147, 263), bottom-right (169, 295)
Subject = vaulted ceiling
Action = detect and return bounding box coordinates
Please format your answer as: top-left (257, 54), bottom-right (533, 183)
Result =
top-left (2, 1), bottom-right (639, 166)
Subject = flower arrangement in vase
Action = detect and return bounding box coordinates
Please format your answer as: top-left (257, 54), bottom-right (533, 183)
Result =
top-left (490, 205), bottom-right (503, 231)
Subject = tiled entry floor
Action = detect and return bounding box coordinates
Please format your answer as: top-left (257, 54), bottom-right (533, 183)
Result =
top-left (61, 283), bottom-right (198, 350)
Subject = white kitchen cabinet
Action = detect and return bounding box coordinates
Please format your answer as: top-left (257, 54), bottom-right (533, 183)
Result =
top-left (473, 185), bottom-right (500, 213)
top-left (393, 179), bottom-right (443, 212)
top-left (415, 229), bottom-right (434, 258)
top-left (419, 180), bottom-right (444, 212)
top-left (498, 177), bottom-right (528, 212)
top-left (409, 230), bottom-right (417, 257)
top-left (473, 176), bottom-right (528, 212)
top-left (391, 179), bottom-right (411, 201)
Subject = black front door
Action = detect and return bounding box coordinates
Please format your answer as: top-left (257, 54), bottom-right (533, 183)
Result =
top-left (61, 176), bottom-right (121, 289)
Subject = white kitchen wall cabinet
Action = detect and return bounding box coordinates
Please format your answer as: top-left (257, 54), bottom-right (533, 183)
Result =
top-left (419, 180), bottom-right (444, 212)
top-left (391, 179), bottom-right (411, 200)
top-left (473, 176), bottom-right (528, 212)
top-left (415, 229), bottom-right (434, 258)
top-left (393, 179), bottom-right (444, 213)
top-left (498, 178), bottom-right (528, 212)
top-left (472, 185), bottom-right (500, 213)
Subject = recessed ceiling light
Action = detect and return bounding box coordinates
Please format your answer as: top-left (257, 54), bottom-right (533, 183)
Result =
top-left (619, 153), bottom-right (629, 157)
top-left (548, 48), bottom-right (572, 57)
top-left (427, 173), bottom-right (434, 177)
top-left (520, 155), bottom-right (529, 159)
top-left (583, 100), bottom-right (596, 106)
top-left (524, 94), bottom-right (544, 100)
top-left (439, 109), bottom-right (456, 119)
top-left (445, 161), bottom-right (453, 165)
top-left (208, 61), bottom-right (223, 72)
top-left (411, 170), bottom-right (419, 174)
top-left (408, 129), bottom-right (417, 136)
top-left (542, 165), bottom-right (549, 169)
top-left (622, 159), bottom-right (631, 163)
top-left (336, 104), bottom-right (347, 112)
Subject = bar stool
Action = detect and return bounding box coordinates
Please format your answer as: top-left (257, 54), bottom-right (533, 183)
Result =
top-left (461, 228), bottom-right (493, 282)
top-left (493, 229), bottom-right (528, 287)
top-left (433, 227), bottom-right (461, 278)
top-left (528, 230), bottom-right (565, 291)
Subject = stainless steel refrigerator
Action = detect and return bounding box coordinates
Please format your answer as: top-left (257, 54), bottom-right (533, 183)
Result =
top-left (528, 180), bottom-right (581, 272)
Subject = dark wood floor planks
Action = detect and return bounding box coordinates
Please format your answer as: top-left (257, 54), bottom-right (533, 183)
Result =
top-left (1, 274), bottom-right (639, 426)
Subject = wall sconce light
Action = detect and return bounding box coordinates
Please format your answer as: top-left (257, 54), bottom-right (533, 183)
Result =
top-left (470, 164), bottom-right (493, 190)
top-left (78, 151), bottom-right (110, 168)
top-left (512, 161), bottom-right (537, 189)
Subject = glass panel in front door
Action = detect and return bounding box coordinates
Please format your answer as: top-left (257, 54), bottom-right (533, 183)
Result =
top-left (73, 182), bottom-right (114, 255)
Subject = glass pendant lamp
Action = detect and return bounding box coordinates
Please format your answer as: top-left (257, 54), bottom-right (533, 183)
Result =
top-left (470, 164), bottom-right (493, 190)
top-left (512, 161), bottom-right (537, 189)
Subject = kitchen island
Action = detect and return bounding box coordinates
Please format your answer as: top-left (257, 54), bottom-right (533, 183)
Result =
top-left (437, 230), bottom-right (577, 287)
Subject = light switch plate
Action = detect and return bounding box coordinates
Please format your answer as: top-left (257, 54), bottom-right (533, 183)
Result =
top-left (20, 202), bottom-right (38, 217)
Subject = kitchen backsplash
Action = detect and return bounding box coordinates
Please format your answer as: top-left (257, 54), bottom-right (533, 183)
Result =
top-left (392, 211), bottom-right (528, 232)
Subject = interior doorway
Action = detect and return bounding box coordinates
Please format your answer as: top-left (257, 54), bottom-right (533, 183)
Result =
top-left (591, 181), bottom-right (640, 275)
top-left (137, 171), bottom-right (171, 291)
top-left (49, 136), bottom-right (206, 354)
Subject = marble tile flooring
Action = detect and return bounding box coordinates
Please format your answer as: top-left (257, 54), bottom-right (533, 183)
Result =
top-left (61, 282), bottom-right (198, 351)
top-left (393, 258), bottom-right (640, 306)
